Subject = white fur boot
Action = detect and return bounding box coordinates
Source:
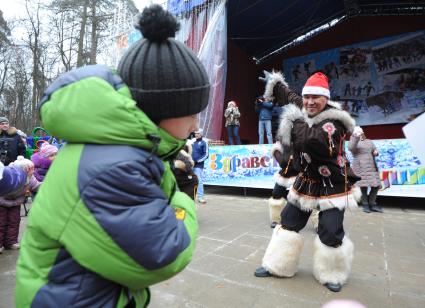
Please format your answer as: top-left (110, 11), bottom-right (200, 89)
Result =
top-left (310, 209), bottom-right (319, 231)
top-left (352, 186), bottom-right (362, 203)
top-left (313, 236), bottom-right (354, 286)
top-left (262, 227), bottom-right (304, 277)
top-left (269, 197), bottom-right (285, 225)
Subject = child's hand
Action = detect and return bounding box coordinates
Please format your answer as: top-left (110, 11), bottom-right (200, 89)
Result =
top-left (22, 164), bottom-right (34, 176)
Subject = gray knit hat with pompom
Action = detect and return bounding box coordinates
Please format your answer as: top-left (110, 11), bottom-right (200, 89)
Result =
top-left (117, 4), bottom-right (210, 122)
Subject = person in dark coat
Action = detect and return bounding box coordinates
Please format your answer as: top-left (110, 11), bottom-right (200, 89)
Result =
top-left (0, 117), bottom-right (26, 166)
top-left (191, 129), bottom-right (209, 203)
top-left (255, 96), bottom-right (274, 144)
top-left (255, 72), bottom-right (360, 293)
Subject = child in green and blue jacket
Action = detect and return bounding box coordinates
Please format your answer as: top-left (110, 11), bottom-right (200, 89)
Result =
top-left (15, 5), bottom-right (210, 307)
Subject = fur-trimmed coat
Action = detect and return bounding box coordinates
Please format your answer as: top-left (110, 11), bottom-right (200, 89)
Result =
top-left (263, 71), bottom-right (303, 109)
top-left (271, 142), bottom-right (298, 189)
top-left (277, 102), bottom-right (360, 211)
top-left (265, 72), bottom-right (303, 191)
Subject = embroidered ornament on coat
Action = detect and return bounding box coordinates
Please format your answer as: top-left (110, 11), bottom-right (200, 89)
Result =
top-left (303, 152), bottom-right (312, 164)
top-left (322, 122), bottom-right (336, 155)
top-left (318, 165), bottom-right (334, 188)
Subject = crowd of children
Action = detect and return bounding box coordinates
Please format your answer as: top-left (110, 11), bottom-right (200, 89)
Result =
top-left (0, 125), bottom-right (60, 254)
top-left (0, 157), bottom-right (41, 253)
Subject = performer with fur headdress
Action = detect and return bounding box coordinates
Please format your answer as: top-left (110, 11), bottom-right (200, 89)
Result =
top-left (255, 71), bottom-right (360, 293)
top-left (262, 70), bottom-right (319, 229)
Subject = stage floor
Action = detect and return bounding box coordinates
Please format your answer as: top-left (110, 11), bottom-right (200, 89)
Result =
top-left (378, 184), bottom-right (425, 198)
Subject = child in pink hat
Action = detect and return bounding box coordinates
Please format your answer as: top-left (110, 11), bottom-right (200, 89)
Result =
top-left (31, 143), bottom-right (58, 182)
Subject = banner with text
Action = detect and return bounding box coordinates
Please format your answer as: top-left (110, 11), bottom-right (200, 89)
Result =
top-left (204, 140), bottom-right (424, 193)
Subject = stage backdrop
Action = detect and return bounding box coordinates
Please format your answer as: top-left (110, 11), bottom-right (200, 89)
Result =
top-left (283, 31), bottom-right (425, 126)
top-left (203, 139), bottom-right (424, 196)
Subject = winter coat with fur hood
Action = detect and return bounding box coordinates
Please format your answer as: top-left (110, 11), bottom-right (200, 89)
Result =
top-left (263, 72), bottom-right (303, 190)
top-left (277, 102), bottom-right (360, 212)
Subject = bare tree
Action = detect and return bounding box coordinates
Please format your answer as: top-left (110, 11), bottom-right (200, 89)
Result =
top-left (52, 10), bottom-right (78, 71)
top-left (2, 47), bottom-right (32, 132)
top-left (76, 0), bottom-right (89, 67)
top-left (0, 10), bottom-right (12, 118)
top-left (24, 0), bottom-right (46, 127)
top-left (0, 0), bottom-right (140, 133)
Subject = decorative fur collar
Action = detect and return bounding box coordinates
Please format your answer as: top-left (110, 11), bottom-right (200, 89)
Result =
top-left (326, 100), bottom-right (342, 110)
top-left (263, 71), bottom-right (288, 100)
top-left (304, 102), bottom-right (355, 132)
top-left (278, 102), bottom-right (356, 147)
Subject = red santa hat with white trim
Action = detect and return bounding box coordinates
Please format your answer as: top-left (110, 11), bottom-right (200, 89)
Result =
top-left (301, 72), bottom-right (330, 99)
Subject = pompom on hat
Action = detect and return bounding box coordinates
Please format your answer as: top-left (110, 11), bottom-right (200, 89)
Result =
top-left (39, 143), bottom-right (58, 158)
top-left (10, 156), bottom-right (34, 169)
top-left (301, 72), bottom-right (330, 99)
top-left (117, 4), bottom-right (210, 123)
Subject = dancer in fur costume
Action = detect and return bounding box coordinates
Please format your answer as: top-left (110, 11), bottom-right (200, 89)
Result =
top-left (263, 72), bottom-right (319, 229)
top-left (255, 72), bottom-right (360, 293)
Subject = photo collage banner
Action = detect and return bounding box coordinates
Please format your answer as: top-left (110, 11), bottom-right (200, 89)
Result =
top-left (283, 31), bottom-right (425, 126)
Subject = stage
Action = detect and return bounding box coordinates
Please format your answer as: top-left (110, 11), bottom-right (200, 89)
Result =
top-left (203, 141), bottom-right (425, 198)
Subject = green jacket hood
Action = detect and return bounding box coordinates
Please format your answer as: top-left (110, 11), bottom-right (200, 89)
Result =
top-left (39, 65), bottom-right (185, 159)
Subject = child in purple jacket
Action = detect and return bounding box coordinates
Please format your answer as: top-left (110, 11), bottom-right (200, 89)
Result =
top-left (0, 156), bottom-right (40, 253)
top-left (31, 142), bottom-right (58, 181)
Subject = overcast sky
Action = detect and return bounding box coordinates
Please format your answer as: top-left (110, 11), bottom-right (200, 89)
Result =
top-left (0, 0), bottom-right (163, 20)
